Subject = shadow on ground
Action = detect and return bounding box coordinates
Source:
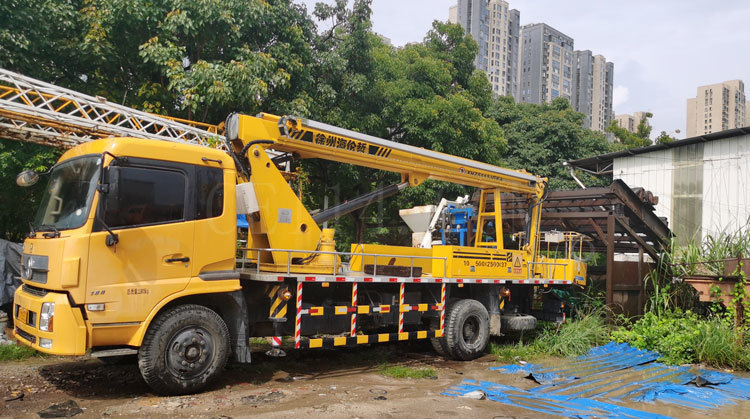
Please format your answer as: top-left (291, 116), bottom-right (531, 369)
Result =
top-left (36, 340), bottom-right (451, 399)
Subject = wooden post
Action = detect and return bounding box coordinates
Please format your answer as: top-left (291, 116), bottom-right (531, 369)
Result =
top-left (606, 214), bottom-right (615, 312)
top-left (638, 248), bottom-right (644, 316)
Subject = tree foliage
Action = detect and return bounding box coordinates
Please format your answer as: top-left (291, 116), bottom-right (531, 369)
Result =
top-left (0, 0), bottom-right (614, 245)
top-left (490, 97), bottom-right (611, 190)
top-left (607, 112), bottom-right (654, 150)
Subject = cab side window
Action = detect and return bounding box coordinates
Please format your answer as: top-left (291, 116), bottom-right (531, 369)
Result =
top-left (195, 167), bottom-right (224, 219)
top-left (104, 167), bottom-right (186, 228)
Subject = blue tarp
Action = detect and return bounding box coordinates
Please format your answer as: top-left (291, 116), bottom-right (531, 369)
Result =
top-left (444, 342), bottom-right (750, 418)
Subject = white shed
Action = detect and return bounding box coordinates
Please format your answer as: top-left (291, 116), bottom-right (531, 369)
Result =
top-left (569, 128), bottom-right (750, 245)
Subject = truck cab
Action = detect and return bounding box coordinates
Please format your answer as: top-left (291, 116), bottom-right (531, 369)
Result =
top-left (14, 138), bottom-right (239, 356)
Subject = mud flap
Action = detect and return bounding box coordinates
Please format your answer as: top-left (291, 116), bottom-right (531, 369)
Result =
top-left (227, 291), bottom-right (252, 363)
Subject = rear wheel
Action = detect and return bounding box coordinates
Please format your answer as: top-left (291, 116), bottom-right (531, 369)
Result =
top-left (138, 304), bottom-right (229, 395)
top-left (444, 299), bottom-right (490, 361)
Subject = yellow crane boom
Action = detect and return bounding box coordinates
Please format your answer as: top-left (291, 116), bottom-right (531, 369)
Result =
top-left (226, 113), bottom-right (543, 196)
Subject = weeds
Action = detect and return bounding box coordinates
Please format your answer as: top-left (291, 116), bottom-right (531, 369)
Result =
top-left (489, 340), bottom-right (540, 363)
top-left (378, 364), bottom-right (436, 379)
top-left (490, 309), bottom-right (610, 362)
top-left (694, 318), bottom-right (750, 369)
top-left (0, 342), bottom-right (44, 361)
top-left (612, 310), bottom-right (750, 369)
top-left (535, 311), bottom-right (609, 357)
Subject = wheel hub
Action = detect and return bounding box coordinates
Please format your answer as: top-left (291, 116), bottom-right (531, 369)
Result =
top-left (462, 316), bottom-right (480, 345)
top-left (166, 327), bottom-right (214, 378)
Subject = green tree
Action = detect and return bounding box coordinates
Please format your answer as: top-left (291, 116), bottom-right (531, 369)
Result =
top-left (489, 97), bottom-right (611, 190)
top-left (300, 17), bottom-right (504, 244)
top-left (607, 112), bottom-right (654, 149)
top-left (1, 0), bottom-right (321, 240)
top-left (655, 130), bottom-right (678, 144)
top-left (0, 142), bottom-right (60, 241)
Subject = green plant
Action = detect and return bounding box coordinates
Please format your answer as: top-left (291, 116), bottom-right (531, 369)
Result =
top-left (489, 340), bottom-right (540, 363)
top-left (489, 309), bottom-right (609, 362)
top-left (694, 317), bottom-right (749, 369)
top-left (0, 342), bottom-right (44, 361)
top-left (378, 364), bottom-right (436, 379)
top-left (534, 310), bottom-right (609, 357)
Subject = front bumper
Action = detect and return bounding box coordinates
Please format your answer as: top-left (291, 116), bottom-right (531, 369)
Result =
top-left (13, 285), bottom-right (87, 355)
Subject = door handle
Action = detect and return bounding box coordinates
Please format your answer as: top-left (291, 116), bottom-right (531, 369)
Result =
top-left (165, 257), bottom-right (190, 263)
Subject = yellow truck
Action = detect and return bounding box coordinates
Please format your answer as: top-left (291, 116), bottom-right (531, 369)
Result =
top-left (11, 111), bottom-right (586, 395)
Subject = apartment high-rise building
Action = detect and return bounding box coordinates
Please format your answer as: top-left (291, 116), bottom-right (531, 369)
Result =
top-left (454, 0), bottom-right (520, 98)
top-left (518, 23), bottom-right (574, 104)
top-left (686, 80), bottom-right (747, 137)
top-left (571, 51), bottom-right (614, 132)
top-left (590, 54), bottom-right (614, 132)
top-left (572, 51), bottom-right (594, 128)
top-left (448, 5), bottom-right (458, 24)
top-left (615, 112), bottom-right (649, 133)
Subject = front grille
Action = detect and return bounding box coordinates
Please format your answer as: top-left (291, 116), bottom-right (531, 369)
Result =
top-left (22, 253), bottom-right (49, 284)
top-left (15, 327), bottom-right (36, 344)
top-left (28, 271), bottom-right (48, 284)
top-left (22, 284), bottom-right (48, 297)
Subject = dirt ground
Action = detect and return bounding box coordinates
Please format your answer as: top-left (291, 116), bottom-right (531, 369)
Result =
top-left (1, 340), bottom-right (547, 419)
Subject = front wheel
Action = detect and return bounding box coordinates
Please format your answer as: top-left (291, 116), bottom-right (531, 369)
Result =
top-left (444, 299), bottom-right (490, 361)
top-left (138, 304), bottom-right (229, 395)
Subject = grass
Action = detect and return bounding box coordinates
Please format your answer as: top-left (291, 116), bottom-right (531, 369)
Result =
top-left (694, 319), bottom-right (750, 369)
top-left (489, 340), bottom-right (540, 363)
top-left (0, 341), bottom-right (44, 361)
top-left (535, 311), bottom-right (609, 357)
top-left (250, 337), bottom-right (269, 345)
top-left (490, 309), bottom-right (610, 363)
top-left (378, 364), bottom-right (436, 379)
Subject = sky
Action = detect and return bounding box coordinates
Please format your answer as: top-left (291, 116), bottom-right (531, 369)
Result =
top-left (298, 0), bottom-right (750, 139)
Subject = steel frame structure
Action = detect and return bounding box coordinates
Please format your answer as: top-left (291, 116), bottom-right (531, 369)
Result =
top-left (0, 68), bottom-right (223, 149)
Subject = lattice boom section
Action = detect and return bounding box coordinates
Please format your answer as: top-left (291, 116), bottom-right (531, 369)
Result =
top-left (0, 68), bottom-right (225, 149)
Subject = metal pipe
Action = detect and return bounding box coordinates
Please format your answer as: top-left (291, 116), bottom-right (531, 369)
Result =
top-left (312, 182), bottom-right (408, 224)
top-left (563, 162), bottom-right (587, 190)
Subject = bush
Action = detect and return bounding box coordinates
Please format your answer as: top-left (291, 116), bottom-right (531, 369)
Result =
top-left (612, 310), bottom-right (700, 364)
top-left (612, 310), bottom-right (750, 369)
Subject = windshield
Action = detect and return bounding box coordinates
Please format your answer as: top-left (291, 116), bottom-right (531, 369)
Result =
top-left (32, 155), bottom-right (101, 231)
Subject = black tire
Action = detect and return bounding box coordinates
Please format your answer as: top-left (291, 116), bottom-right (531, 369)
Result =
top-left (500, 314), bottom-right (537, 332)
top-left (444, 299), bottom-right (490, 361)
top-left (138, 304), bottom-right (229, 395)
top-left (429, 319), bottom-right (450, 357)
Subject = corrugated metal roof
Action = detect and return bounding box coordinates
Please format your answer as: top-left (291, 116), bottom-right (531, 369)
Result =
top-left (568, 126), bottom-right (750, 174)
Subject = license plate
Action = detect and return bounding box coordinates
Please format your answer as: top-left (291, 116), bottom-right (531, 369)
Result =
top-left (17, 307), bottom-right (29, 325)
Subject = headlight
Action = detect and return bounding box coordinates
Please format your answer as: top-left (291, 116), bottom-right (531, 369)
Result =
top-left (39, 302), bottom-right (54, 332)
top-left (225, 113), bottom-right (239, 141)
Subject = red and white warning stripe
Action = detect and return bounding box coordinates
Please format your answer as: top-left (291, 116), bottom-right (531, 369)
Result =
top-left (398, 283), bottom-right (405, 333)
top-left (440, 283), bottom-right (446, 335)
top-left (272, 336), bottom-right (282, 346)
top-left (351, 282), bottom-right (358, 337)
top-left (264, 274), bottom-right (573, 285)
top-left (295, 282), bottom-right (303, 349)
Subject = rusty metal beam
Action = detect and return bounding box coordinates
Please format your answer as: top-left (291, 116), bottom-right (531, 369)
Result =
top-left (615, 216), bottom-right (659, 260)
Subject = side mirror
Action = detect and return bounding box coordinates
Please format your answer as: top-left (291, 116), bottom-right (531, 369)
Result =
top-left (16, 170), bottom-right (40, 187)
top-left (97, 166), bottom-right (120, 196)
